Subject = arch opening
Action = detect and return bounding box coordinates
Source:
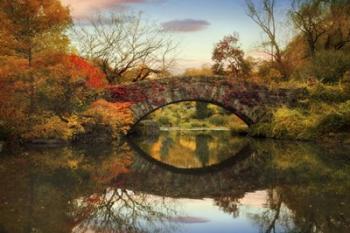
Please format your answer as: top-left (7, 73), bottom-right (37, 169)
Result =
top-left (128, 100), bottom-right (252, 170)
top-left (128, 100), bottom-right (252, 135)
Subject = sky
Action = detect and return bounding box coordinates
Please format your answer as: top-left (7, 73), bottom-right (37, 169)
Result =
top-left (61, 0), bottom-right (292, 72)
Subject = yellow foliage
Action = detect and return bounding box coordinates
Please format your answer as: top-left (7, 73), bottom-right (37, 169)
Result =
top-left (22, 114), bottom-right (84, 141)
top-left (184, 64), bottom-right (213, 76)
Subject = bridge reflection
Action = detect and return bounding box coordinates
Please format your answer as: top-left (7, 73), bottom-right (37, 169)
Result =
top-left (0, 139), bottom-right (349, 233)
top-left (126, 133), bottom-right (254, 174)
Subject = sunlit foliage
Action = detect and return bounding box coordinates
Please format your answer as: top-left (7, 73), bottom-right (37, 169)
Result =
top-left (212, 33), bottom-right (251, 78)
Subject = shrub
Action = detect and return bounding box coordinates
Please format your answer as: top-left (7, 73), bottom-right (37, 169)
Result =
top-left (309, 50), bottom-right (350, 84)
top-left (209, 115), bottom-right (226, 126)
top-left (158, 116), bottom-right (172, 126)
top-left (250, 107), bottom-right (317, 140)
top-left (308, 83), bottom-right (349, 103)
top-left (22, 114), bottom-right (84, 141)
top-left (315, 101), bottom-right (350, 134)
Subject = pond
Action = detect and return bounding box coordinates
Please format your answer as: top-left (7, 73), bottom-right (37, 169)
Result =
top-left (0, 131), bottom-right (349, 233)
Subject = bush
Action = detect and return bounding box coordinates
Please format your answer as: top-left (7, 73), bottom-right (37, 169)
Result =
top-left (309, 83), bottom-right (349, 103)
top-left (250, 107), bottom-right (317, 140)
top-left (315, 101), bottom-right (350, 134)
top-left (309, 50), bottom-right (350, 84)
top-left (257, 61), bottom-right (284, 81)
top-left (158, 116), bottom-right (172, 126)
top-left (209, 115), bottom-right (226, 126)
top-left (22, 114), bottom-right (84, 142)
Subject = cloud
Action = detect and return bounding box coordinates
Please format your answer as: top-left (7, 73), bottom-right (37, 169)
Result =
top-left (161, 19), bottom-right (210, 33)
top-left (61, 0), bottom-right (147, 19)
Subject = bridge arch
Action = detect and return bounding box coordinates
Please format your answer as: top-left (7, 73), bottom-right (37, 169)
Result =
top-left (129, 99), bottom-right (253, 131)
top-left (108, 76), bottom-right (301, 132)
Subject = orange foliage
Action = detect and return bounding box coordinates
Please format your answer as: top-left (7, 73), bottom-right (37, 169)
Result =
top-left (87, 99), bottom-right (134, 134)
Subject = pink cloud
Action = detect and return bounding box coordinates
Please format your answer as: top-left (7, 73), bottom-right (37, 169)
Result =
top-left (161, 19), bottom-right (210, 33)
top-left (61, 0), bottom-right (146, 19)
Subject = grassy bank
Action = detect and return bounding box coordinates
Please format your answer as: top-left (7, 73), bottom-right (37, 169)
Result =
top-left (249, 82), bottom-right (350, 143)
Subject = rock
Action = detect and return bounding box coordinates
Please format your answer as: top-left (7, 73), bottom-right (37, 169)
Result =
top-left (0, 141), bottom-right (3, 152)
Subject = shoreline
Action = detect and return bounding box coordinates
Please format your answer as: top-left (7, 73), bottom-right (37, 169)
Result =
top-left (160, 127), bottom-right (231, 131)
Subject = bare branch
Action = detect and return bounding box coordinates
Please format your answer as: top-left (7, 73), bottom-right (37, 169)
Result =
top-left (71, 12), bottom-right (178, 84)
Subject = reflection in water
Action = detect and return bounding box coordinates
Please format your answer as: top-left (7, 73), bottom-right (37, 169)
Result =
top-left (72, 189), bottom-right (179, 233)
top-left (0, 133), bottom-right (349, 233)
top-left (132, 131), bottom-right (249, 169)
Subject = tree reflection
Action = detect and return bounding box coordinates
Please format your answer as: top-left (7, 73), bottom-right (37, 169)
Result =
top-left (160, 135), bottom-right (174, 160)
top-left (214, 196), bottom-right (241, 218)
top-left (195, 134), bottom-right (210, 166)
top-left (249, 190), bottom-right (287, 233)
top-left (0, 138), bottom-right (350, 233)
top-left (72, 188), bottom-right (179, 233)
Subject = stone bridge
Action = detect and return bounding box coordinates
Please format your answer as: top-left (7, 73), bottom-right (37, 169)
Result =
top-left (107, 76), bottom-right (304, 129)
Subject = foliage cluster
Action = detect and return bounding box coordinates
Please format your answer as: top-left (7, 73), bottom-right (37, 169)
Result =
top-left (250, 98), bottom-right (350, 142)
top-left (240, 0), bottom-right (350, 142)
top-left (0, 0), bottom-right (124, 143)
top-left (148, 101), bottom-right (248, 132)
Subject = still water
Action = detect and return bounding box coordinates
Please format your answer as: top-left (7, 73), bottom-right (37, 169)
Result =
top-left (0, 131), bottom-right (349, 233)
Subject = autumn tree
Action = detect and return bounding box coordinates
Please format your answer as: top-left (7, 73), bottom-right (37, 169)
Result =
top-left (246, 0), bottom-right (289, 79)
top-left (322, 0), bottom-right (350, 51)
top-left (212, 33), bottom-right (251, 78)
top-left (0, 0), bottom-right (72, 118)
top-left (0, 0), bottom-right (71, 65)
top-left (73, 12), bottom-right (177, 84)
top-left (290, 0), bottom-right (327, 58)
top-left (290, 0), bottom-right (350, 56)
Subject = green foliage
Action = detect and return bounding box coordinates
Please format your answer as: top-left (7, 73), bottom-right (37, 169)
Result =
top-left (250, 107), bottom-right (317, 140)
top-left (147, 101), bottom-right (248, 130)
top-left (308, 50), bottom-right (350, 83)
top-left (195, 102), bottom-right (212, 119)
top-left (315, 101), bottom-right (350, 134)
top-left (250, 97), bottom-right (350, 142)
top-left (208, 115), bottom-right (226, 126)
top-left (158, 116), bottom-right (172, 126)
top-left (308, 82), bottom-right (350, 103)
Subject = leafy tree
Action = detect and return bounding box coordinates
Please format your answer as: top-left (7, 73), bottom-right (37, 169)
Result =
top-left (0, 0), bottom-right (71, 65)
top-left (290, 0), bottom-right (350, 56)
top-left (323, 0), bottom-right (350, 51)
top-left (308, 50), bottom-right (350, 83)
top-left (212, 33), bottom-right (251, 78)
top-left (0, 0), bottom-right (72, 117)
top-left (290, 0), bottom-right (327, 57)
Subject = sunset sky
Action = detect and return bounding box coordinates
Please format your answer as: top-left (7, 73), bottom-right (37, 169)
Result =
top-left (62, 0), bottom-right (292, 72)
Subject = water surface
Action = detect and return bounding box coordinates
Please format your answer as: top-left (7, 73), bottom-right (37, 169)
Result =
top-left (0, 131), bottom-right (349, 233)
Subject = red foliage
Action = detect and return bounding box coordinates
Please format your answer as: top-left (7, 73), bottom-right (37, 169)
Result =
top-left (109, 85), bottom-right (147, 103)
top-left (67, 55), bottom-right (107, 89)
